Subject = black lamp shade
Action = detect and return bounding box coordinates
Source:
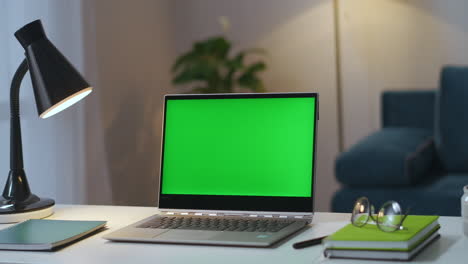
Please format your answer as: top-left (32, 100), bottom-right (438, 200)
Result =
top-left (14, 20), bottom-right (92, 118)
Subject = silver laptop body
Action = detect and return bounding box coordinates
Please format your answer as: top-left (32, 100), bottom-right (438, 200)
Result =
top-left (104, 93), bottom-right (318, 247)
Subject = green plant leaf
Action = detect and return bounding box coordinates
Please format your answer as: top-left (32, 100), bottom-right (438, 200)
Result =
top-left (172, 54), bottom-right (223, 83)
top-left (194, 36), bottom-right (230, 59)
top-left (225, 52), bottom-right (245, 70)
top-left (237, 71), bottom-right (265, 92)
top-left (244, 61), bottom-right (267, 74)
top-left (172, 52), bottom-right (197, 72)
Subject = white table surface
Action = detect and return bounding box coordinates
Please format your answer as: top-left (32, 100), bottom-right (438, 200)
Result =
top-left (0, 205), bottom-right (465, 264)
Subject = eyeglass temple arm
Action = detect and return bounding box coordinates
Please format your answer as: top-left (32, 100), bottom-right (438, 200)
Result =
top-left (401, 207), bottom-right (411, 222)
top-left (396, 207), bottom-right (412, 230)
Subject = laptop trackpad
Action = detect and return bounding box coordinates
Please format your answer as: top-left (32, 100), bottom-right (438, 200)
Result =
top-left (154, 230), bottom-right (218, 241)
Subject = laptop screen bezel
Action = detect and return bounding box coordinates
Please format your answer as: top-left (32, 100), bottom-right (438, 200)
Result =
top-left (158, 93), bottom-right (317, 213)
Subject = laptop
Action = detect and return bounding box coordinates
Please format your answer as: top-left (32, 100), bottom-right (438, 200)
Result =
top-left (104, 92), bottom-right (318, 247)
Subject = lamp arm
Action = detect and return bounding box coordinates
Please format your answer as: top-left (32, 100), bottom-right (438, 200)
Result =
top-left (10, 59), bottom-right (28, 171)
top-left (3, 58), bottom-right (32, 200)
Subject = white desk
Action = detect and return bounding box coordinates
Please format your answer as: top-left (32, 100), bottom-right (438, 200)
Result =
top-left (0, 205), bottom-right (465, 264)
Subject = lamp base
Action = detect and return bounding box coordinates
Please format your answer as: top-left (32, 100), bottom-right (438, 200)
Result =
top-left (0, 194), bottom-right (54, 223)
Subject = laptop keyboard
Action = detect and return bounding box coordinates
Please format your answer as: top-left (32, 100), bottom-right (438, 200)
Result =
top-left (137, 216), bottom-right (295, 232)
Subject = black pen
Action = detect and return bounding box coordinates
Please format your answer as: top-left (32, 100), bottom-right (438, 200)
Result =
top-left (293, 235), bottom-right (327, 249)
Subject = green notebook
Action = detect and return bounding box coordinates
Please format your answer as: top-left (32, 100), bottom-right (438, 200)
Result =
top-left (324, 232), bottom-right (440, 261)
top-left (324, 215), bottom-right (439, 251)
top-left (0, 219), bottom-right (106, 251)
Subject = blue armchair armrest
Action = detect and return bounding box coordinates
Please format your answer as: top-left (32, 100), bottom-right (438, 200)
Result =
top-left (335, 128), bottom-right (435, 187)
top-left (382, 90), bottom-right (436, 131)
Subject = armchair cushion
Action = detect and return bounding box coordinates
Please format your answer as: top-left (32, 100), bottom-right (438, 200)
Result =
top-left (435, 66), bottom-right (468, 172)
top-left (382, 90), bottom-right (436, 131)
top-left (336, 128), bottom-right (434, 187)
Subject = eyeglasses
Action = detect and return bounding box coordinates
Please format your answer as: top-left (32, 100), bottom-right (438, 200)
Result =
top-left (351, 197), bottom-right (410, 232)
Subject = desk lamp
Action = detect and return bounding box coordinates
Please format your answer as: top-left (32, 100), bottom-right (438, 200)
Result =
top-left (0, 20), bottom-right (92, 223)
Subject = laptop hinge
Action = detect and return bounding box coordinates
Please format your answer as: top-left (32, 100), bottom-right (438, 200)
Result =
top-left (161, 211), bottom-right (312, 221)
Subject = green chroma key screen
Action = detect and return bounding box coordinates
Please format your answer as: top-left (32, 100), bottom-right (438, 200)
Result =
top-left (161, 96), bottom-right (316, 197)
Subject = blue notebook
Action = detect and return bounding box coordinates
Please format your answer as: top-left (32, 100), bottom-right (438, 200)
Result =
top-left (0, 219), bottom-right (106, 251)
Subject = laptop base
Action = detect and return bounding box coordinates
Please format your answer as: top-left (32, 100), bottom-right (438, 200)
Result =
top-left (104, 214), bottom-right (308, 247)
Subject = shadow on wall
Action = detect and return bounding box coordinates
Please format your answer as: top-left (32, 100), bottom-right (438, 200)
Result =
top-left (0, 102), bottom-right (7, 121)
top-left (0, 101), bottom-right (39, 122)
top-left (400, 0), bottom-right (468, 33)
top-left (172, 0), bottom-right (325, 50)
top-left (81, 0), bottom-right (175, 206)
top-left (104, 88), bottom-right (163, 206)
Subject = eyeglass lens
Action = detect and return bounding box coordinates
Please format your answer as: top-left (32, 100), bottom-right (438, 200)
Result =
top-left (376, 200), bottom-right (404, 232)
top-left (351, 197), bottom-right (370, 227)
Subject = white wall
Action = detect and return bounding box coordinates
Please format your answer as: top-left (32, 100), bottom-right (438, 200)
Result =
top-left (339, 0), bottom-right (468, 148)
top-left (170, 0), bottom-right (340, 211)
top-left (0, 0), bottom-right (88, 203)
top-left (81, 0), bottom-right (175, 205)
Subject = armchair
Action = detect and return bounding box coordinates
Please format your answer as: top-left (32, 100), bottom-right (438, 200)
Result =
top-left (333, 67), bottom-right (468, 216)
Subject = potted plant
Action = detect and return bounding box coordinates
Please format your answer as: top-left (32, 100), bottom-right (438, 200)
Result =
top-left (171, 36), bottom-right (267, 93)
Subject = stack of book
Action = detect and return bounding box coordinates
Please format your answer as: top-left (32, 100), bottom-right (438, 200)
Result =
top-left (323, 215), bottom-right (440, 261)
